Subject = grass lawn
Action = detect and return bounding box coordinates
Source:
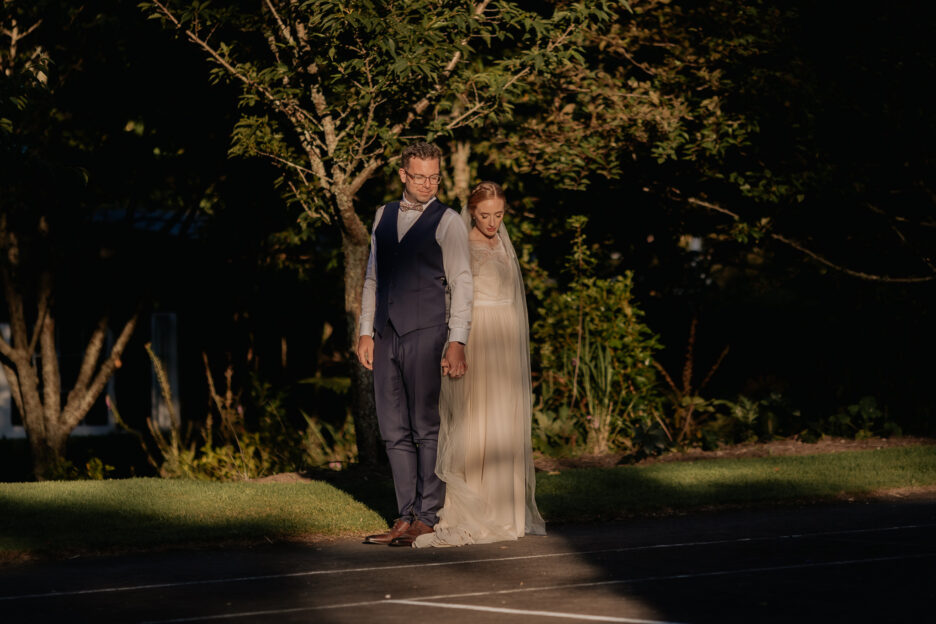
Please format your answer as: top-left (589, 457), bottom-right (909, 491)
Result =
top-left (0, 479), bottom-right (387, 557)
top-left (536, 444), bottom-right (936, 521)
top-left (1, 444), bottom-right (934, 559)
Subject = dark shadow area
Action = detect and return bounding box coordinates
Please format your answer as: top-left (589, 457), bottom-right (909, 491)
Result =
top-left (549, 497), bottom-right (936, 624)
top-left (0, 435), bottom-right (156, 483)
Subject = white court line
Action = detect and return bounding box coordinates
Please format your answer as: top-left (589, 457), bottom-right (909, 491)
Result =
top-left (388, 599), bottom-right (687, 624)
top-left (2, 522), bottom-right (933, 602)
top-left (141, 551), bottom-right (936, 623)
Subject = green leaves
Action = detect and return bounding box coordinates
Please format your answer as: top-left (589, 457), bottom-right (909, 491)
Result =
top-left (140, 0), bottom-right (610, 232)
top-left (729, 217), bottom-right (772, 244)
top-left (532, 215), bottom-right (662, 454)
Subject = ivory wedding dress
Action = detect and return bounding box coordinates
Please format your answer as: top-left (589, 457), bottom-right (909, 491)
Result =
top-left (414, 217), bottom-right (546, 547)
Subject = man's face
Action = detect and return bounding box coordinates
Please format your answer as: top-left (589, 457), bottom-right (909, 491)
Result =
top-left (399, 157), bottom-right (441, 204)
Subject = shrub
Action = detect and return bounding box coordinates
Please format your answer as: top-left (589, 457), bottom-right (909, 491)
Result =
top-left (531, 216), bottom-right (662, 455)
top-left (814, 396), bottom-right (902, 440)
top-left (113, 345), bottom-right (356, 481)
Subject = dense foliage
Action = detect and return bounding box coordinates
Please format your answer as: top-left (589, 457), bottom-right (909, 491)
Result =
top-left (1, 0), bottom-right (933, 479)
top-left (531, 216), bottom-right (662, 454)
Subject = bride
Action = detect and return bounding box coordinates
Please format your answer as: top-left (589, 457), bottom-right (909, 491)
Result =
top-left (414, 181), bottom-right (546, 547)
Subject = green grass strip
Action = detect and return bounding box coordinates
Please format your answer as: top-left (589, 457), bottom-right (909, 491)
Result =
top-left (537, 445), bottom-right (936, 521)
top-left (0, 479), bottom-right (386, 555)
top-left (0, 445), bottom-right (933, 557)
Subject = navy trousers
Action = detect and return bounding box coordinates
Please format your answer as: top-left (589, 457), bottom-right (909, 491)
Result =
top-left (373, 320), bottom-right (448, 526)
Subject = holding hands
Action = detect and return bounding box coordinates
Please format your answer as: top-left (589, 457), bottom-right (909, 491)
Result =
top-left (441, 342), bottom-right (467, 379)
top-left (359, 335), bottom-right (466, 379)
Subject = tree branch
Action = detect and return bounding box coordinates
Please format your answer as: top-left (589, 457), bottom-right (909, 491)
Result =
top-left (1, 253), bottom-right (30, 352)
top-left (388, 0), bottom-right (493, 138)
top-left (26, 280), bottom-right (50, 355)
top-left (253, 148), bottom-right (323, 179)
top-left (0, 361), bottom-right (24, 418)
top-left (65, 311), bottom-right (139, 430)
top-left (686, 196), bottom-right (741, 220)
top-left (263, 0), bottom-right (295, 47)
top-left (38, 274), bottom-right (60, 426)
top-left (71, 316), bottom-right (108, 394)
top-left (769, 232), bottom-right (936, 283)
top-left (865, 203), bottom-right (936, 274)
top-left (286, 180), bottom-right (319, 221)
top-left (688, 196), bottom-right (936, 283)
top-left (149, 1), bottom-right (317, 128)
top-left (347, 154), bottom-right (383, 198)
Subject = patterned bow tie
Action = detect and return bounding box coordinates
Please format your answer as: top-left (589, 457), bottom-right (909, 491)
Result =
top-left (400, 199), bottom-right (426, 212)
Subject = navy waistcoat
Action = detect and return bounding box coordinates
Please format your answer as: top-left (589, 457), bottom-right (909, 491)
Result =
top-left (373, 200), bottom-right (449, 336)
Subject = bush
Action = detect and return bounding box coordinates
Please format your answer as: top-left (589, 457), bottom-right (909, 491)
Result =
top-left (813, 396), bottom-right (902, 441)
top-left (113, 346), bottom-right (356, 481)
top-left (531, 216), bottom-right (663, 455)
top-left (703, 393), bottom-right (800, 446)
top-left (698, 393), bottom-right (903, 448)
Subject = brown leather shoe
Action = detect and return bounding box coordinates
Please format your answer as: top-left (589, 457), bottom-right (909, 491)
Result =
top-left (388, 519), bottom-right (434, 547)
top-left (364, 518), bottom-right (411, 545)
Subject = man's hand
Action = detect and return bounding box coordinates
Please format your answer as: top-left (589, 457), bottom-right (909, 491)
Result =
top-left (357, 335), bottom-right (375, 370)
top-left (441, 341), bottom-right (467, 378)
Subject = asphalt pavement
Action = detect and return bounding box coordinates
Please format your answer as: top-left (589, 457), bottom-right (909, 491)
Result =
top-left (2, 494), bottom-right (935, 623)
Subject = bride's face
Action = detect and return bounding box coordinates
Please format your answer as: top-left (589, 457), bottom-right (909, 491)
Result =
top-left (471, 198), bottom-right (505, 239)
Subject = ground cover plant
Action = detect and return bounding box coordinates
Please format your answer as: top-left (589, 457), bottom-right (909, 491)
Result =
top-left (2, 444), bottom-right (933, 560)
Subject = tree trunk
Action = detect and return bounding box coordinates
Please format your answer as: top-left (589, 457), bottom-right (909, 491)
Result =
top-left (449, 140), bottom-right (472, 209)
top-left (341, 216), bottom-right (382, 466)
top-left (0, 253), bottom-right (139, 479)
top-left (29, 427), bottom-right (69, 481)
top-left (347, 311), bottom-right (380, 466)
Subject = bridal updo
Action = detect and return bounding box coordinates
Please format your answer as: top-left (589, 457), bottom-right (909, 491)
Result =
top-left (467, 181), bottom-right (506, 211)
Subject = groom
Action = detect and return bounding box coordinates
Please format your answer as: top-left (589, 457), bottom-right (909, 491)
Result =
top-left (356, 142), bottom-right (473, 547)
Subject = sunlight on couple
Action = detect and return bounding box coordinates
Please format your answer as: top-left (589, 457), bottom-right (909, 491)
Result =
top-left (357, 142), bottom-right (544, 548)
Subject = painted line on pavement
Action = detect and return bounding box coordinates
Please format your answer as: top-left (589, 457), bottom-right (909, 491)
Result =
top-left (140, 551), bottom-right (936, 623)
top-left (2, 522), bottom-right (933, 602)
top-left (388, 599), bottom-right (688, 623)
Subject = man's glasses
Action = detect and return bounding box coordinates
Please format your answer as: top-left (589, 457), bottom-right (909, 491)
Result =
top-left (404, 171), bottom-right (442, 186)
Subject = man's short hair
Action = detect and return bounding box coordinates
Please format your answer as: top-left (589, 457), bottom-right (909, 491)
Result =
top-left (401, 142), bottom-right (442, 169)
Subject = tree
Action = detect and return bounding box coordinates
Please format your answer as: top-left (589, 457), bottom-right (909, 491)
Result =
top-left (0, 2), bottom-right (139, 479)
top-left (142, 0), bottom-right (612, 464)
top-left (475, 0), bottom-right (936, 285)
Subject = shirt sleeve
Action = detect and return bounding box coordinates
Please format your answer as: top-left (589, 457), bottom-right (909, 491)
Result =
top-left (437, 209), bottom-right (473, 344)
top-left (358, 206), bottom-right (384, 338)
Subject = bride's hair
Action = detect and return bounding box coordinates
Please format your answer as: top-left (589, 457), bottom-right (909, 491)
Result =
top-left (467, 181), bottom-right (506, 211)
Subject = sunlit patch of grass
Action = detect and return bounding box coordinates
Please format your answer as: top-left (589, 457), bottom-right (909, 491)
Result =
top-left (535, 445), bottom-right (936, 522)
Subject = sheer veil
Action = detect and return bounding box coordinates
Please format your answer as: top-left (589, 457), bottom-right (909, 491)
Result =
top-left (431, 207), bottom-right (545, 544)
top-left (492, 208), bottom-right (547, 536)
